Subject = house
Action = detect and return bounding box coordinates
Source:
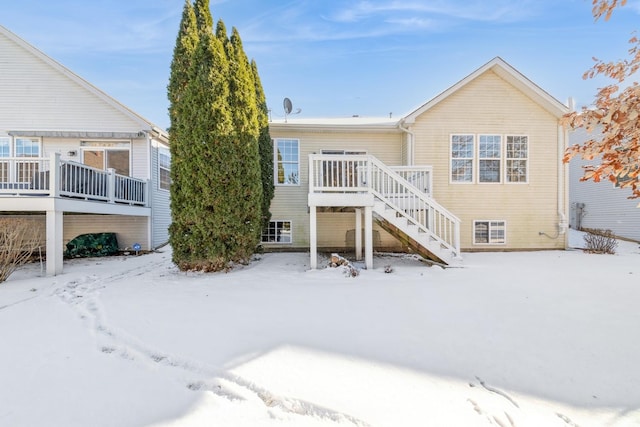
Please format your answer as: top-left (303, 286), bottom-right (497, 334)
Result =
top-left (266, 57), bottom-right (571, 268)
top-left (0, 25), bottom-right (171, 276)
top-left (569, 126), bottom-right (640, 241)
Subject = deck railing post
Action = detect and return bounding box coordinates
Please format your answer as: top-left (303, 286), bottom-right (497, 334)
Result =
top-left (144, 179), bottom-right (150, 206)
top-left (107, 168), bottom-right (116, 203)
top-left (50, 152), bottom-right (60, 198)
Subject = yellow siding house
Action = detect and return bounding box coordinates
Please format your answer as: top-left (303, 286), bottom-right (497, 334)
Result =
top-left (268, 57), bottom-right (570, 268)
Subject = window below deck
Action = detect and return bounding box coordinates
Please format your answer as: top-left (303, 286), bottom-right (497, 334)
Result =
top-left (262, 220), bottom-right (292, 243)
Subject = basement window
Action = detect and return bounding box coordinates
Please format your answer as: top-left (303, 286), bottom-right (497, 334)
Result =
top-left (473, 220), bottom-right (506, 244)
top-left (262, 220), bottom-right (292, 243)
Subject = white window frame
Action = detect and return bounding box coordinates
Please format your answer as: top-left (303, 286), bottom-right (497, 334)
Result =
top-left (158, 146), bottom-right (171, 191)
top-left (478, 134), bottom-right (501, 183)
top-left (80, 141), bottom-right (131, 176)
top-left (450, 134), bottom-right (475, 183)
top-left (274, 138), bottom-right (300, 186)
top-left (262, 220), bottom-right (292, 244)
top-left (473, 220), bottom-right (506, 245)
top-left (505, 135), bottom-right (529, 184)
top-left (0, 136), bottom-right (11, 183)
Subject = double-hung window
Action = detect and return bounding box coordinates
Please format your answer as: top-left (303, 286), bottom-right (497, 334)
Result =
top-left (0, 136), bottom-right (42, 183)
top-left (478, 135), bottom-right (501, 183)
top-left (274, 138), bottom-right (299, 185)
top-left (451, 135), bottom-right (474, 183)
top-left (0, 136), bottom-right (10, 182)
top-left (13, 137), bottom-right (41, 183)
top-left (506, 136), bottom-right (528, 183)
top-left (451, 134), bottom-right (528, 183)
top-left (158, 146), bottom-right (171, 190)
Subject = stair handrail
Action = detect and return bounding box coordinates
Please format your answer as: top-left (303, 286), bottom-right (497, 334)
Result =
top-left (365, 155), bottom-right (461, 255)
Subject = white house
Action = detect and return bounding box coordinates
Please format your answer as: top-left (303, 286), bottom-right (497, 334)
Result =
top-left (569, 127), bottom-right (640, 241)
top-left (0, 25), bottom-right (171, 275)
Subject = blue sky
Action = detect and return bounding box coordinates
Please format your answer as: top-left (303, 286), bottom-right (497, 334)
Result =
top-left (2, 1), bottom-right (639, 130)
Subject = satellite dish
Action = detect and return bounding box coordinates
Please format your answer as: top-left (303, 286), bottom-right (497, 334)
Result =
top-left (283, 97), bottom-right (293, 115)
top-left (282, 97), bottom-right (301, 122)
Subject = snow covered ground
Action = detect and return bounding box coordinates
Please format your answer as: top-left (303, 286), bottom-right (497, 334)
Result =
top-left (1, 230), bottom-right (639, 427)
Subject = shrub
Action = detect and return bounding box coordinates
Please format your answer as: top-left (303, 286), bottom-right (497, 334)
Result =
top-left (0, 219), bottom-right (41, 283)
top-left (583, 228), bottom-right (618, 254)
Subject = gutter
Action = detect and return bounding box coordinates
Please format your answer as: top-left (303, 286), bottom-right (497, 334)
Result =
top-left (398, 120), bottom-right (415, 166)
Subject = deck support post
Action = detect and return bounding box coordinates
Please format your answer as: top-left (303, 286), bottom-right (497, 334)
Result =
top-left (46, 209), bottom-right (63, 276)
top-left (355, 208), bottom-right (362, 261)
top-left (364, 206), bottom-right (373, 269)
top-left (309, 206), bottom-right (317, 269)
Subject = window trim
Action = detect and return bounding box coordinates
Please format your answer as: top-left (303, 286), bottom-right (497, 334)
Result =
top-left (450, 134), bottom-right (529, 184)
top-left (473, 220), bottom-right (506, 245)
top-left (80, 141), bottom-right (131, 176)
top-left (478, 134), bottom-right (502, 184)
top-left (274, 138), bottom-right (300, 186)
top-left (14, 136), bottom-right (42, 158)
top-left (261, 220), bottom-right (292, 244)
top-left (450, 134), bottom-right (475, 184)
top-left (505, 135), bottom-right (529, 184)
top-left (158, 146), bottom-right (171, 191)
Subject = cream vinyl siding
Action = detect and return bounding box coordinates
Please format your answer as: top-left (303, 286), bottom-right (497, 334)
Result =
top-left (1, 214), bottom-right (147, 250)
top-left (267, 127), bottom-right (402, 248)
top-left (411, 70), bottom-right (564, 250)
top-left (63, 215), bottom-right (148, 250)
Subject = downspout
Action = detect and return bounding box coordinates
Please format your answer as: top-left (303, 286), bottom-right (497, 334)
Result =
top-left (142, 130), bottom-right (153, 250)
top-left (557, 123), bottom-right (569, 238)
top-left (398, 120), bottom-right (414, 166)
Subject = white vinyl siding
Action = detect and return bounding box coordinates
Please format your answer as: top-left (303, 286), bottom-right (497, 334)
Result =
top-left (150, 140), bottom-right (171, 248)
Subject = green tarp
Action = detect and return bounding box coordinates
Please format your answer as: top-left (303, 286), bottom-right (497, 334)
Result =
top-left (65, 232), bottom-right (119, 258)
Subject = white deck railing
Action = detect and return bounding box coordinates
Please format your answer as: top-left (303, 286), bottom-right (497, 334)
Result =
top-left (0, 153), bottom-right (147, 206)
top-left (309, 154), bottom-right (460, 254)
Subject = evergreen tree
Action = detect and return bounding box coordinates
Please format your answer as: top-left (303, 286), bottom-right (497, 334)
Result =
top-left (168, 0), bottom-right (266, 271)
top-left (168, 0), bottom-right (199, 265)
top-left (251, 59), bottom-right (274, 231)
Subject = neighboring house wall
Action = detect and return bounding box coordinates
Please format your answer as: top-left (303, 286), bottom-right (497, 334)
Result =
top-left (0, 25), bottom-right (171, 272)
top-left (267, 125), bottom-right (403, 250)
top-left (411, 70), bottom-right (566, 250)
top-left (149, 140), bottom-right (171, 247)
top-left (569, 127), bottom-right (640, 241)
top-left (2, 214), bottom-right (147, 250)
top-left (0, 28), bottom-right (144, 133)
